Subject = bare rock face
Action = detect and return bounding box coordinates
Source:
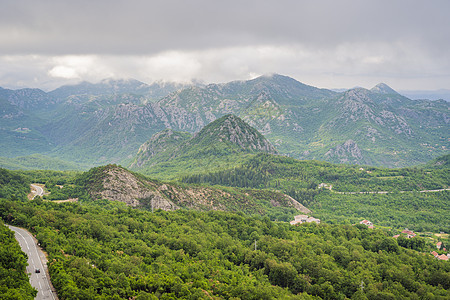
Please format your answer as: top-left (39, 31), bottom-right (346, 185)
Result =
top-left (96, 166), bottom-right (179, 210)
top-left (325, 140), bottom-right (363, 163)
top-left (87, 165), bottom-right (311, 215)
top-left (283, 194), bottom-right (311, 214)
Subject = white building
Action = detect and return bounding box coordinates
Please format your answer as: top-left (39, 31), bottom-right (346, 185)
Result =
top-left (290, 215), bottom-right (320, 225)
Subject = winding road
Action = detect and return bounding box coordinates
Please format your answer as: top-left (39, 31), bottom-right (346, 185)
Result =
top-left (319, 183), bottom-right (450, 195)
top-left (31, 184), bottom-right (44, 199)
top-left (7, 225), bottom-right (57, 300)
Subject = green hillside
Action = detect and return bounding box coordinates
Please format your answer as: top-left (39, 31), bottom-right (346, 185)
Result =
top-left (131, 115), bottom-right (277, 180)
top-left (0, 154), bottom-right (89, 171)
top-left (76, 164), bottom-right (306, 221)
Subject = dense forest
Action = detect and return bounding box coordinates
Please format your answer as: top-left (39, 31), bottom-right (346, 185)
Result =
top-left (0, 219), bottom-right (37, 299)
top-left (0, 168), bottom-right (31, 201)
top-left (182, 154), bottom-right (449, 193)
top-left (1, 198), bottom-right (449, 299)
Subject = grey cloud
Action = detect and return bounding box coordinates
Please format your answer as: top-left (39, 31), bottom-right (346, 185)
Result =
top-left (0, 0), bottom-right (449, 91)
top-left (1, 0), bottom-right (449, 55)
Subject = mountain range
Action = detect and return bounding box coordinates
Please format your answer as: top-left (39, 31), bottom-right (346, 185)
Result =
top-left (0, 74), bottom-right (448, 169)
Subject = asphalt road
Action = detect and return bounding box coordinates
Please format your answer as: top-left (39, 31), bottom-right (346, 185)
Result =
top-left (7, 225), bottom-right (57, 300)
top-left (31, 184), bottom-right (44, 199)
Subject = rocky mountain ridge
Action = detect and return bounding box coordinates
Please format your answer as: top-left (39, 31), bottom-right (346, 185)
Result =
top-left (1, 74), bottom-right (448, 168)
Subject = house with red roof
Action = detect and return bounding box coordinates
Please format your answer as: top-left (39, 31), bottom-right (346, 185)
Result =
top-left (359, 220), bottom-right (373, 226)
top-left (437, 254), bottom-right (449, 261)
top-left (401, 229), bottom-right (416, 238)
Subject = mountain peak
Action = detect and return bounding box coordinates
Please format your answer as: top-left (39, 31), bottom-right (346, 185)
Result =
top-left (191, 114), bottom-right (278, 155)
top-left (371, 83), bottom-right (399, 95)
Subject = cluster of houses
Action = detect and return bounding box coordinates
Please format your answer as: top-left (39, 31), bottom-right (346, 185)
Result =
top-left (290, 215), bottom-right (321, 225)
top-left (431, 241), bottom-right (449, 261)
top-left (392, 229), bottom-right (448, 261)
top-left (431, 251), bottom-right (449, 261)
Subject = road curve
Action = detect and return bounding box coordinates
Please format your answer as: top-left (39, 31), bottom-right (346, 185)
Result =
top-left (7, 225), bottom-right (57, 300)
top-left (31, 184), bottom-right (44, 199)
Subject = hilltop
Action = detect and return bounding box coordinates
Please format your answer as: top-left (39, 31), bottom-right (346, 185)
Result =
top-left (77, 164), bottom-right (309, 220)
top-left (130, 114), bottom-right (277, 179)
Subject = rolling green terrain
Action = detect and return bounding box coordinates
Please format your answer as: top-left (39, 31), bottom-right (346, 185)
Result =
top-left (181, 153), bottom-right (450, 232)
top-left (1, 78), bottom-right (449, 299)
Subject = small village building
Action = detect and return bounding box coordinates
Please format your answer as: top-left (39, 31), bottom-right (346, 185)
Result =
top-left (392, 234), bottom-right (400, 239)
top-left (401, 229), bottom-right (416, 238)
top-left (359, 220), bottom-right (373, 226)
top-left (437, 254), bottom-right (449, 261)
top-left (437, 241), bottom-right (442, 249)
top-left (318, 183), bottom-right (332, 190)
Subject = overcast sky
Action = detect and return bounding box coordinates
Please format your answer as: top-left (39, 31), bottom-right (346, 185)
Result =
top-left (1, 0), bottom-right (449, 91)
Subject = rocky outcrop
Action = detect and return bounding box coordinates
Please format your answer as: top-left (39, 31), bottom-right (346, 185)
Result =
top-left (88, 165), bottom-right (309, 215)
top-left (97, 166), bottom-right (179, 210)
top-left (325, 140), bottom-right (363, 164)
top-left (190, 114), bottom-right (278, 154)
